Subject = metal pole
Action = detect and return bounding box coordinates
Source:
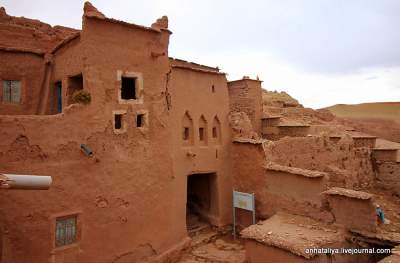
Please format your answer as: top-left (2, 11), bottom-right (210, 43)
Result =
top-left (252, 193), bottom-right (256, 225)
top-left (233, 190), bottom-right (236, 239)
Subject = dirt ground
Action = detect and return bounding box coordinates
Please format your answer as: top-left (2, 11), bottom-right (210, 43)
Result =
top-left (177, 227), bottom-right (245, 263)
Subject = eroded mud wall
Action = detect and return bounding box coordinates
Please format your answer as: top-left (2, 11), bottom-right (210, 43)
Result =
top-left (0, 13), bottom-right (187, 263)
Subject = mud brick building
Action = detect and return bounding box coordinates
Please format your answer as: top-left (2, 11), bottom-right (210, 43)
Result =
top-left (1, 2), bottom-right (399, 263)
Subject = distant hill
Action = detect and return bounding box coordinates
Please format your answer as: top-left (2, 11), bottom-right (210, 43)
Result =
top-left (325, 102), bottom-right (400, 120)
top-left (325, 102), bottom-right (400, 143)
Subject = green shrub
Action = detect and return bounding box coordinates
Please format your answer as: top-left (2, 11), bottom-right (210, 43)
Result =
top-left (72, 90), bottom-right (91, 105)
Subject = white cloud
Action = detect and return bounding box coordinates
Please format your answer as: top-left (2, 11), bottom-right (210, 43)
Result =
top-left (1, 0), bottom-right (399, 109)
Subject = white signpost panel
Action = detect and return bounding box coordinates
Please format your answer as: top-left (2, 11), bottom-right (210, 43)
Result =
top-left (233, 190), bottom-right (255, 238)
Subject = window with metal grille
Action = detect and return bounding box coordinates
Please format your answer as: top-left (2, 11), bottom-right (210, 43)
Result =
top-left (2, 80), bottom-right (21, 103)
top-left (55, 216), bottom-right (77, 247)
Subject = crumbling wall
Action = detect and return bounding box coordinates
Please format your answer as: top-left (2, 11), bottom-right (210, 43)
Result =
top-left (0, 6), bottom-right (78, 52)
top-left (375, 161), bottom-right (400, 195)
top-left (232, 142), bottom-right (331, 221)
top-left (273, 125), bottom-right (310, 140)
top-left (229, 112), bottom-right (259, 140)
top-left (228, 79), bottom-right (262, 135)
top-left (264, 136), bottom-right (376, 189)
top-left (324, 188), bottom-right (377, 233)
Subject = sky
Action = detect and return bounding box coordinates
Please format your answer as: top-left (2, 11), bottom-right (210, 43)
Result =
top-left (2, 0), bottom-right (400, 109)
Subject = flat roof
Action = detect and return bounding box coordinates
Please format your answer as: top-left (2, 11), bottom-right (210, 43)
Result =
top-left (278, 124), bottom-right (310, 128)
top-left (264, 163), bottom-right (327, 178)
top-left (261, 115), bottom-right (282, 119)
top-left (171, 65), bottom-right (226, 75)
top-left (241, 213), bottom-right (343, 259)
top-left (324, 187), bottom-right (373, 200)
top-left (169, 57), bottom-right (219, 72)
top-left (228, 78), bottom-right (263, 83)
top-left (232, 138), bottom-right (266, 144)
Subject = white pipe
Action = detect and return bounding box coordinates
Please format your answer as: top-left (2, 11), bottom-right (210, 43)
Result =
top-left (0, 174), bottom-right (52, 190)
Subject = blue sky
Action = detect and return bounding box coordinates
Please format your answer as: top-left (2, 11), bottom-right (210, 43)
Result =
top-left (2, 0), bottom-right (399, 108)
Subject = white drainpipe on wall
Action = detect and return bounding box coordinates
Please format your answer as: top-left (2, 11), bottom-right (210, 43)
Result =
top-left (0, 174), bottom-right (52, 190)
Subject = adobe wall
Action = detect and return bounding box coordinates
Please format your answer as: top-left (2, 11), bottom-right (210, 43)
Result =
top-left (244, 240), bottom-right (374, 263)
top-left (375, 161), bottom-right (400, 195)
top-left (263, 169), bottom-right (329, 220)
top-left (268, 125), bottom-right (310, 140)
top-left (0, 51), bottom-right (45, 114)
top-left (324, 191), bottom-right (377, 232)
top-left (231, 142), bottom-right (330, 221)
top-left (231, 142), bottom-right (265, 215)
top-left (0, 10), bottom-right (190, 263)
top-left (373, 149), bottom-right (398, 162)
top-left (0, 7), bottom-right (77, 52)
top-left (264, 136), bottom-right (376, 189)
top-left (49, 35), bottom-right (84, 114)
top-left (228, 79), bottom-right (262, 135)
top-left (353, 137), bottom-right (376, 148)
top-left (168, 66), bottom-right (233, 228)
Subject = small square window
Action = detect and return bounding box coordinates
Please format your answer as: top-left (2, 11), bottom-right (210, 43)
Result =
top-left (199, 128), bottom-right (205, 141)
top-left (2, 80), bottom-right (21, 103)
top-left (183, 127), bottom-right (189, 140)
top-left (115, 114), bottom-right (122, 129)
top-left (121, 77), bottom-right (137, 100)
top-left (137, 114), bottom-right (144, 127)
top-left (55, 216), bottom-right (77, 247)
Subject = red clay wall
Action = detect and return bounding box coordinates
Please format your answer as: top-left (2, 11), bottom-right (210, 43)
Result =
top-left (0, 13), bottom-right (190, 263)
top-left (264, 136), bottom-right (376, 189)
top-left (373, 149), bottom-right (398, 162)
top-left (168, 67), bottom-right (233, 228)
top-left (326, 195), bottom-right (377, 232)
top-left (244, 240), bottom-right (373, 263)
top-left (228, 79), bottom-right (262, 135)
top-left (232, 142), bottom-right (330, 221)
top-left (375, 162), bottom-right (400, 195)
top-left (263, 170), bottom-right (327, 219)
top-left (0, 51), bottom-right (45, 114)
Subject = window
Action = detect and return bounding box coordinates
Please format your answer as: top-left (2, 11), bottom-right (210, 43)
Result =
top-left (68, 74), bottom-right (83, 105)
top-left (114, 114), bottom-right (122, 130)
top-left (2, 80), bottom-right (21, 103)
top-left (136, 114), bottom-right (144, 127)
top-left (55, 216), bottom-right (77, 247)
top-left (212, 116), bottom-right (221, 144)
top-left (211, 85), bottom-right (215, 93)
top-left (121, 77), bottom-right (137, 100)
top-left (113, 110), bottom-right (127, 134)
top-left (54, 81), bottom-right (62, 114)
top-left (212, 127), bottom-right (217, 138)
top-left (199, 128), bottom-right (205, 141)
top-left (198, 115), bottom-right (208, 145)
top-left (182, 111), bottom-right (194, 145)
top-left (183, 127), bottom-right (189, 140)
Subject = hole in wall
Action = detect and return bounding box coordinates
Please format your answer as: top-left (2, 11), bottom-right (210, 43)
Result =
top-left (121, 76), bottom-right (137, 100)
top-left (114, 114), bottom-right (122, 130)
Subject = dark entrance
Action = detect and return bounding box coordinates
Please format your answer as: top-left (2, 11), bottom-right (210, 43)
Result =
top-left (186, 173), bottom-right (217, 232)
top-left (54, 81), bottom-right (62, 113)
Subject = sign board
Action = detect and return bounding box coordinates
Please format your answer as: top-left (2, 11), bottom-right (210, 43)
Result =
top-left (232, 190), bottom-right (255, 238)
top-left (233, 191), bottom-right (255, 211)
